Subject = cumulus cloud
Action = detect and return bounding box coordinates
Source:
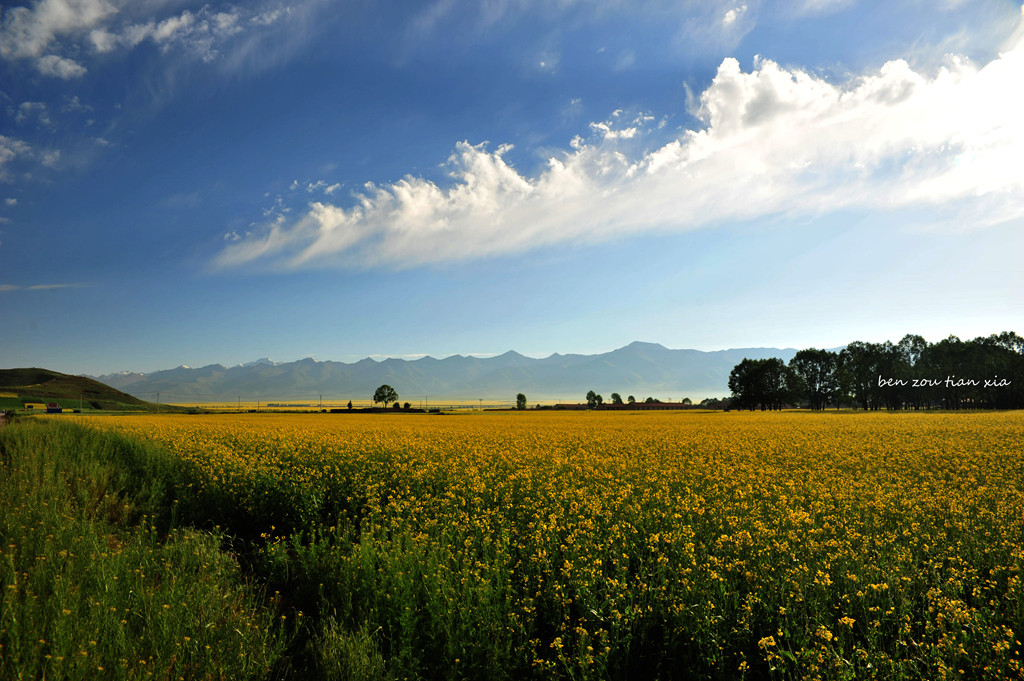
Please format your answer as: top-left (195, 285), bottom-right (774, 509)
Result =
top-left (36, 53), bottom-right (87, 77)
top-left (217, 35), bottom-right (1024, 272)
top-left (722, 4), bottom-right (747, 26)
top-left (0, 0), bottom-right (116, 59)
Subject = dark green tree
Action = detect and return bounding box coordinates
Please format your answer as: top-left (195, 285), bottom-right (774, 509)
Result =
top-left (729, 357), bottom-right (795, 410)
top-left (516, 393), bottom-right (527, 410)
top-left (373, 384), bottom-right (398, 409)
top-left (585, 390), bottom-right (603, 409)
top-left (837, 342), bottom-right (882, 410)
top-left (788, 348), bottom-right (839, 410)
top-left (610, 393), bottom-right (624, 405)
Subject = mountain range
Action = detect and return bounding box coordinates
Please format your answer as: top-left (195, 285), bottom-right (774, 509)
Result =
top-left (94, 342), bottom-right (798, 405)
top-left (92, 342), bottom-right (798, 404)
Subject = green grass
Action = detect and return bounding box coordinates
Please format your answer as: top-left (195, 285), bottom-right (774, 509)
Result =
top-left (0, 396), bottom-right (23, 411)
top-left (0, 367), bottom-right (193, 413)
top-left (0, 419), bottom-right (289, 680)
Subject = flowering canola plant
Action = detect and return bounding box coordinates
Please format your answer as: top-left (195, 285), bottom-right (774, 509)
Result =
top-left (88, 410), bottom-right (1024, 680)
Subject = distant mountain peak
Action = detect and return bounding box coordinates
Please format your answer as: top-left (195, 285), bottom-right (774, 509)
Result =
top-left (624, 341), bottom-right (667, 350)
top-left (240, 357), bottom-right (278, 368)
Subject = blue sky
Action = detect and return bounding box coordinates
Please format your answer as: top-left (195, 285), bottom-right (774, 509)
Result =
top-left (2, 0), bottom-right (1023, 375)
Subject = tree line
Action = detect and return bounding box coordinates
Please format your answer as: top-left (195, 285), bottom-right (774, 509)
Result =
top-left (728, 332), bottom-right (1023, 411)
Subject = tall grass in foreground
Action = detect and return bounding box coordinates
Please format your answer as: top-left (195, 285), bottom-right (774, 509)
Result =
top-left (0, 419), bottom-right (289, 680)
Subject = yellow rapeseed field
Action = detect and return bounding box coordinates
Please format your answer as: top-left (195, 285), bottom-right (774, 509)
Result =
top-left (86, 410), bottom-right (1024, 680)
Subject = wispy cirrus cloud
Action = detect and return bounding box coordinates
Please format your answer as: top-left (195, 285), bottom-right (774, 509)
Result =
top-left (0, 282), bottom-right (94, 292)
top-left (0, 0), bottom-right (309, 76)
top-left (216, 27), bottom-right (1024, 272)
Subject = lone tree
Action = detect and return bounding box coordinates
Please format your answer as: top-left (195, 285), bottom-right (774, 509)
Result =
top-left (610, 392), bottom-right (624, 405)
top-left (586, 390), bottom-right (603, 409)
top-left (373, 384), bottom-right (398, 409)
top-left (516, 393), bottom-right (527, 410)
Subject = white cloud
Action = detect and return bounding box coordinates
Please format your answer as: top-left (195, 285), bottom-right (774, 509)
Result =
top-left (0, 136), bottom-right (33, 181)
top-left (0, 135), bottom-right (63, 179)
top-left (0, 0), bottom-right (116, 59)
top-left (301, 180), bottom-right (336, 194)
top-left (40, 149), bottom-right (62, 168)
top-left (95, 7), bottom-right (245, 63)
top-left (5, 198), bottom-right (17, 206)
top-left (4, 0), bottom-right (300, 74)
top-left (36, 53), bottom-right (87, 77)
top-left (217, 35), bottom-right (1024, 273)
top-left (722, 4), bottom-right (747, 26)
top-left (15, 101), bottom-right (52, 126)
top-left (62, 95), bottom-right (91, 112)
top-left (0, 282), bottom-right (92, 292)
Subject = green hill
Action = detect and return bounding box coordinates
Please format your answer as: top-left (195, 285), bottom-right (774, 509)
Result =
top-left (0, 368), bottom-right (187, 413)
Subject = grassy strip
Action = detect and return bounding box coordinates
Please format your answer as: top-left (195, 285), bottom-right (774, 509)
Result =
top-left (0, 418), bottom-right (289, 680)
